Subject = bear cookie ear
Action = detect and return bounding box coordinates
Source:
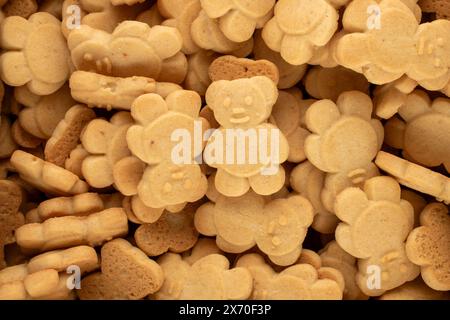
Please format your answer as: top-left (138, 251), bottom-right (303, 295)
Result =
top-left (250, 76), bottom-right (279, 107)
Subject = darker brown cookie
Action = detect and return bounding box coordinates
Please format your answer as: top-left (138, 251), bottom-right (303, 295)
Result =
top-left (209, 55), bottom-right (279, 84)
top-left (0, 180), bottom-right (25, 269)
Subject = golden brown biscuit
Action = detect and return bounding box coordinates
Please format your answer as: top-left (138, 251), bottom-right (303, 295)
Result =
top-left (45, 105), bottom-right (96, 167)
top-left (135, 207), bottom-right (198, 257)
top-left (0, 180), bottom-right (24, 269)
top-left (209, 55), bottom-right (279, 84)
top-left (78, 239), bottom-right (164, 300)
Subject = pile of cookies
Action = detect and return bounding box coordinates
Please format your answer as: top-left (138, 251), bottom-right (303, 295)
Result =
top-left (0, 0), bottom-right (449, 300)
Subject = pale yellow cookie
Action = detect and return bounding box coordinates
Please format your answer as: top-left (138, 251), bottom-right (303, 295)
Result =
top-left (0, 12), bottom-right (71, 95)
top-left (375, 151), bottom-right (450, 204)
top-left (15, 208), bottom-right (128, 252)
top-left (27, 193), bottom-right (104, 222)
top-left (253, 31), bottom-right (307, 89)
top-left (153, 253), bottom-right (252, 300)
top-left (69, 71), bottom-right (182, 110)
top-left (262, 0), bottom-right (339, 65)
top-left (304, 91), bottom-right (383, 174)
top-left (68, 22), bottom-right (187, 83)
top-left (236, 253), bottom-right (344, 300)
top-left (15, 84), bottom-right (76, 140)
top-left (379, 278), bottom-right (450, 300)
top-left (304, 66), bottom-right (370, 101)
top-left (158, 0), bottom-right (202, 54)
top-left (81, 112), bottom-right (133, 189)
top-left (384, 90), bottom-right (450, 172)
top-left (122, 91), bottom-right (209, 209)
top-left (334, 176), bottom-right (420, 296)
top-left (184, 50), bottom-right (219, 96)
top-left (319, 241), bottom-right (368, 300)
top-left (10, 150), bottom-right (89, 196)
top-left (290, 161), bottom-right (338, 234)
top-left (194, 191), bottom-right (314, 266)
top-left (191, 10), bottom-right (254, 54)
top-left (269, 89), bottom-right (311, 163)
top-left (199, 0), bottom-right (275, 42)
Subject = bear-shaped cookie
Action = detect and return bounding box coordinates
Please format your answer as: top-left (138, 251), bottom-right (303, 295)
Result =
top-left (117, 91), bottom-right (209, 210)
top-left (383, 90), bottom-right (450, 172)
top-left (81, 112), bottom-right (133, 189)
top-left (262, 0), bottom-right (339, 65)
top-left (68, 21), bottom-right (187, 84)
top-left (236, 253), bottom-right (344, 300)
top-left (0, 12), bottom-right (71, 95)
top-left (337, 0), bottom-right (450, 86)
top-left (304, 91), bottom-right (383, 175)
top-left (153, 253), bottom-right (252, 300)
top-left (194, 191), bottom-right (314, 266)
top-left (199, 0), bottom-right (275, 43)
top-left (157, 0), bottom-right (202, 54)
top-left (334, 176), bottom-right (420, 296)
top-left (406, 203), bottom-right (450, 291)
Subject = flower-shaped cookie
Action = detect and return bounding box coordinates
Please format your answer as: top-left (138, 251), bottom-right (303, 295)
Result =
top-left (119, 91), bottom-right (209, 209)
top-left (384, 90), bottom-right (450, 172)
top-left (0, 13), bottom-right (71, 95)
top-left (406, 203), bottom-right (450, 291)
top-left (236, 253), bottom-right (344, 300)
top-left (153, 253), bottom-right (252, 300)
top-left (194, 191), bottom-right (314, 266)
top-left (304, 91), bottom-right (383, 174)
top-left (68, 21), bottom-right (187, 83)
top-left (335, 176), bottom-right (420, 296)
top-left (200, 0), bottom-right (275, 42)
top-left (262, 0), bottom-right (339, 65)
top-left (80, 112), bottom-right (133, 189)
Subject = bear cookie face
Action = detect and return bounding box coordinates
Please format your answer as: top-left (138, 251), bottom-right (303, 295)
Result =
top-left (0, 12), bottom-right (71, 95)
top-left (334, 176), bottom-right (420, 296)
top-left (205, 76), bottom-right (279, 129)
